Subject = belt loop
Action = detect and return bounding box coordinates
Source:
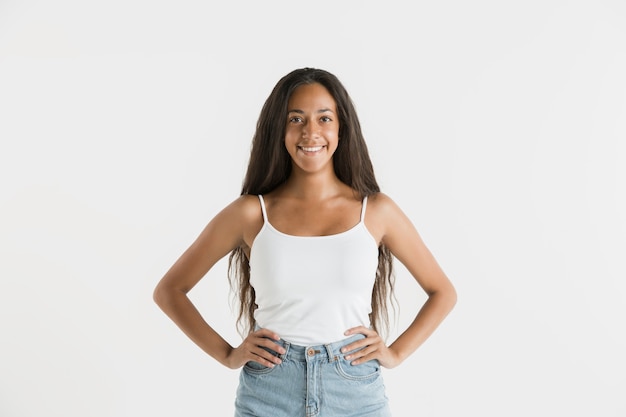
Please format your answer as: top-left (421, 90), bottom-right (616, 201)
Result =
top-left (281, 340), bottom-right (291, 360)
top-left (324, 343), bottom-right (336, 362)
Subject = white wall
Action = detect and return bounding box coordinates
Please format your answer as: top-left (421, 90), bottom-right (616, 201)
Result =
top-left (1, 1), bottom-right (625, 416)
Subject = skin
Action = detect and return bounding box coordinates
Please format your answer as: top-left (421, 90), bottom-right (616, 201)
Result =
top-left (153, 82), bottom-right (457, 370)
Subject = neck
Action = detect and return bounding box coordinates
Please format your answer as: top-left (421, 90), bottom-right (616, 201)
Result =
top-left (282, 168), bottom-right (346, 200)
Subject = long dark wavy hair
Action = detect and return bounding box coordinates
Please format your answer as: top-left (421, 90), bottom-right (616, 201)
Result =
top-left (228, 67), bottom-right (395, 337)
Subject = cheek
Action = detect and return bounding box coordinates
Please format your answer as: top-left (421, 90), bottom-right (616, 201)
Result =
top-left (326, 127), bottom-right (340, 143)
top-left (284, 130), bottom-right (298, 147)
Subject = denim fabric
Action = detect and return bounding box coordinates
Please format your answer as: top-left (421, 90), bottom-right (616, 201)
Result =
top-left (234, 333), bottom-right (391, 417)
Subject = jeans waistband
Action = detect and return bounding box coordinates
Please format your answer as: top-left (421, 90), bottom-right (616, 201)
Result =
top-left (273, 333), bottom-right (366, 363)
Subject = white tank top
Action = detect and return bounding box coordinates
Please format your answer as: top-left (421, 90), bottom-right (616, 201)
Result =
top-left (249, 195), bottom-right (379, 345)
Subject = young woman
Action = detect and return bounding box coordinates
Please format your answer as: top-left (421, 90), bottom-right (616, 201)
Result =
top-left (153, 67), bottom-right (457, 417)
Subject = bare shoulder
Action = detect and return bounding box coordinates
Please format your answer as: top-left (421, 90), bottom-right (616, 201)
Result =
top-left (364, 192), bottom-right (408, 244)
top-left (228, 194), bottom-right (262, 221)
top-left (183, 194), bottom-right (263, 262)
top-left (218, 193), bottom-right (262, 226)
top-left (226, 194), bottom-right (263, 250)
top-left (366, 192), bottom-right (407, 221)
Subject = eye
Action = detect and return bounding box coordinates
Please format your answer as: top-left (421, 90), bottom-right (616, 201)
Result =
top-left (320, 116), bottom-right (332, 122)
top-left (289, 116), bottom-right (303, 123)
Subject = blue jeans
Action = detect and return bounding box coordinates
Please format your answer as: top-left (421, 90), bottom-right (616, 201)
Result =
top-left (234, 333), bottom-right (391, 417)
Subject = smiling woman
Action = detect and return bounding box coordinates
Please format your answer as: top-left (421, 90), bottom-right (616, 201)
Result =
top-left (284, 83), bottom-right (340, 175)
top-left (153, 67), bottom-right (457, 417)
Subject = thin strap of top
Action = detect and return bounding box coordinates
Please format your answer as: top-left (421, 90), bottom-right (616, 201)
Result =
top-left (258, 194), bottom-right (368, 223)
top-left (360, 196), bottom-right (368, 222)
top-left (258, 194), bottom-right (268, 222)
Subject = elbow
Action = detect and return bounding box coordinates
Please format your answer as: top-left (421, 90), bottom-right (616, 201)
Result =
top-left (448, 284), bottom-right (458, 311)
top-left (428, 280), bottom-right (457, 313)
top-left (442, 279), bottom-right (458, 313)
top-left (153, 282), bottom-right (169, 309)
top-left (153, 280), bottom-right (188, 311)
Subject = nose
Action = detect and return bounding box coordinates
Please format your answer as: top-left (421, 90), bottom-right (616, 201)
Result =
top-left (302, 120), bottom-right (318, 139)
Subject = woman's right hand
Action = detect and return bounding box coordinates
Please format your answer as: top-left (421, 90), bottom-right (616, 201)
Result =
top-left (225, 328), bottom-right (286, 369)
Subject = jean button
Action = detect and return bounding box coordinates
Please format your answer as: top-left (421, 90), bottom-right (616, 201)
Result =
top-left (307, 348), bottom-right (315, 356)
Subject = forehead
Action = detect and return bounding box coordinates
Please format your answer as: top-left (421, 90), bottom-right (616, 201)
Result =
top-left (287, 83), bottom-right (336, 110)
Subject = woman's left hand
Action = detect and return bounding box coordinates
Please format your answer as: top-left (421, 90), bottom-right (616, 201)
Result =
top-left (342, 326), bottom-right (401, 369)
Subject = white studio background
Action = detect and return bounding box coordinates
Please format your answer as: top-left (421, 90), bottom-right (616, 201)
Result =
top-left (1, 1), bottom-right (625, 416)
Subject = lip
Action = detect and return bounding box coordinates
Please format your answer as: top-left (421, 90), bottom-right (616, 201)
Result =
top-left (297, 145), bottom-right (326, 154)
top-left (299, 145), bottom-right (324, 151)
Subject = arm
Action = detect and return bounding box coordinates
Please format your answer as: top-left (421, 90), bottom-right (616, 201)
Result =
top-left (153, 196), bottom-right (285, 369)
top-left (344, 193), bottom-right (457, 368)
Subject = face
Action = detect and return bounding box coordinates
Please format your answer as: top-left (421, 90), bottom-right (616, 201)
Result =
top-left (284, 83), bottom-right (340, 175)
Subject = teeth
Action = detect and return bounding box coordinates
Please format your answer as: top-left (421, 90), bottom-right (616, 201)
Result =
top-left (301, 146), bottom-right (323, 152)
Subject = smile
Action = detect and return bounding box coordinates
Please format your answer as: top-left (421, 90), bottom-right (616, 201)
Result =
top-left (299, 146), bottom-right (325, 152)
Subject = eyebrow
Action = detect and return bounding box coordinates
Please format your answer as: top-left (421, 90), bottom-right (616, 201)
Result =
top-left (287, 108), bottom-right (335, 114)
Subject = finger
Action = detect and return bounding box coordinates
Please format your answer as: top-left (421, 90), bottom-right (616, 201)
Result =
top-left (341, 334), bottom-right (381, 354)
top-left (348, 344), bottom-right (384, 364)
top-left (344, 345), bottom-right (376, 361)
top-left (250, 352), bottom-right (281, 367)
top-left (251, 336), bottom-right (286, 354)
top-left (340, 339), bottom-right (370, 354)
top-left (344, 326), bottom-right (374, 336)
top-left (248, 328), bottom-right (286, 354)
top-left (349, 351), bottom-right (378, 366)
top-left (253, 327), bottom-right (281, 341)
top-left (252, 349), bottom-right (283, 366)
top-left (248, 342), bottom-right (284, 364)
